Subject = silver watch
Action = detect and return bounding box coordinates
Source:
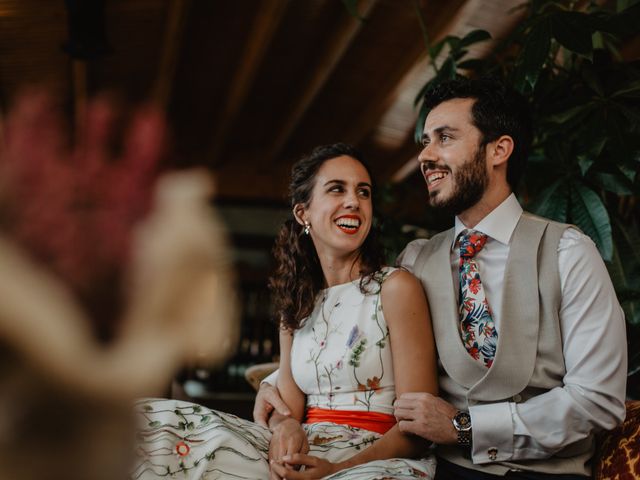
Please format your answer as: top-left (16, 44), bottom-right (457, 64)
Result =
top-left (452, 410), bottom-right (472, 447)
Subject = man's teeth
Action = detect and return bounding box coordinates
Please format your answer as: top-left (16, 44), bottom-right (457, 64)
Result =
top-left (427, 172), bottom-right (448, 184)
top-left (336, 218), bottom-right (360, 228)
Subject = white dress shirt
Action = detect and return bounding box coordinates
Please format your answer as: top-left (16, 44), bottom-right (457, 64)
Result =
top-left (397, 193), bottom-right (627, 464)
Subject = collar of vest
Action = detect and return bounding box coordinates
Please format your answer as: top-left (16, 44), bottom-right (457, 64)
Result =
top-left (417, 214), bottom-right (550, 401)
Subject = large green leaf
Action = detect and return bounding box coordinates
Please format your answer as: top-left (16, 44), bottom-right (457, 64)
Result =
top-left (459, 29), bottom-right (491, 48)
top-left (529, 179), bottom-right (569, 222)
top-left (428, 39), bottom-right (447, 61)
top-left (619, 163), bottom-right (638, 183)
top-left (551, 12), bottom-right (593, 58)
top-left (519, 19), bottom-right (552, 90)
top-left (593, 172), bottom-right (634, 195)
top-left (569, 182), bottom-right (613, 260)
top-left (545, 104), bottom-right (593, 124)
top-left (611, 80), bottom-right (640, 99)
top-left (581, 65), bottom-right (605, 97)
top-left (577, 155), bottom-right (595, 176)
top-left (457, 59), bottom-right (485, 71)
top-left (609, 220), bottom-right (640, 327)
top-left (612, 217), bottom-right (640, 288)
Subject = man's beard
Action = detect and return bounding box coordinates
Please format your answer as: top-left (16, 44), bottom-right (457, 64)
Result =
top-left (428, 146), bottom-right (488, 216)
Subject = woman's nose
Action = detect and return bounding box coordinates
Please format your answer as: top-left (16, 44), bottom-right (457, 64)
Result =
top-left (344, 191), bottom-right (360, 209)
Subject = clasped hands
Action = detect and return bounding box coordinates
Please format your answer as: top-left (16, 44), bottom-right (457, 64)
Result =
top-left (259, 383), bottom-right (460, 479)
top-left (268, 417), bottom-right (337, 480)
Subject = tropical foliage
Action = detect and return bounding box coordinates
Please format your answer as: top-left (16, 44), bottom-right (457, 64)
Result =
top-left (346, 0), bottom-right (640, 397)
top-left (418, 0), bottom-right (640, 397)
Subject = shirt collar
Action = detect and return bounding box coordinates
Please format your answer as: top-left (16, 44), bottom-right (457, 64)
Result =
top-left (453, 193), bottom-right (523, 247)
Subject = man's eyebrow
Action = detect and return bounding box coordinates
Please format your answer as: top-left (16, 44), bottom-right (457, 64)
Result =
top-left (422, 126), bottom-right (460, 140)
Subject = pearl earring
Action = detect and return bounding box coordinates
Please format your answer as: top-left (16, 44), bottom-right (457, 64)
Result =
top-left (303, 221), bottom-right (311, 235)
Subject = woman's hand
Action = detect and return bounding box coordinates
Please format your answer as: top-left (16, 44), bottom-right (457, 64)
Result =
top-left (254, 381), bottom-right (291, 427)
top-left (270, 453), bottom-right (339, 479)
top-left (269, 417), bottom-right (309, 479)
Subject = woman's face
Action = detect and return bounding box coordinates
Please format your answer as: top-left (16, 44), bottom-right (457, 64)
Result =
top-left (297, 155), bottom-right (373, 260)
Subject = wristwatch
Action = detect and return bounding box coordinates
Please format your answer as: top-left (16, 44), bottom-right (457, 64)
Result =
top-left (452, 410), bottom-right (472, 447)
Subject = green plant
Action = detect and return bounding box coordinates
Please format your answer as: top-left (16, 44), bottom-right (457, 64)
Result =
top-left (411, 0), bottom-right (640, 397)
top-left (342, 0), bottom-right (640, 396)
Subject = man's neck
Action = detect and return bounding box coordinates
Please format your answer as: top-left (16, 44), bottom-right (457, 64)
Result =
top-left (458, 187), bottom-right (512, 229)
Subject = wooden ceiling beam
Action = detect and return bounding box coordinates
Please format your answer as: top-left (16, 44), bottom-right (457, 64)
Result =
top-left (263, 0), bottom-right (378, 166)
top-left (153, 0), bottom-right (191, 109)
top-left (208, 0), bottom-right (289, 167)
top-left (214, 163), bottom-right (291, 203)
top-left (343, 0), bottom-right (469, 145)
top-left (387, 0), bottom-right (527, 184)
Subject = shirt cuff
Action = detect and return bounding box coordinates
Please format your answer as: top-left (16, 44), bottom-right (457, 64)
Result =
top-left (261, 369), bottom-right (279, 387)
top-left (469, 402), bottom-right (514, 463)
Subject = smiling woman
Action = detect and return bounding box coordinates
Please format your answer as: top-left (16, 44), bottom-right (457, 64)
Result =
top-left (271, 143), bottom-right (384, 333)
top-left (132, 144), bottom-right (438, 479)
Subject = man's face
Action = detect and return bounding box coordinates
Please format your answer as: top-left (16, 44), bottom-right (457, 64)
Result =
top-left (418, 98), bottom-right (489, 216)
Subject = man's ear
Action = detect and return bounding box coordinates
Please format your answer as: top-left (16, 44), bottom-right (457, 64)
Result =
top-left (489, 135), bottom-right (514, 167)
top-left (292, 204), bottom-right (306, 226)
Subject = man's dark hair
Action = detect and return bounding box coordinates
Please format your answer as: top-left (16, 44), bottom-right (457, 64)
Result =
top-left (423, 77), bottom-right (533, 190)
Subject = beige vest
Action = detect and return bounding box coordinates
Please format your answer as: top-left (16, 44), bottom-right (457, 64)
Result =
top-left (412, 213), bottom-right (594, 476)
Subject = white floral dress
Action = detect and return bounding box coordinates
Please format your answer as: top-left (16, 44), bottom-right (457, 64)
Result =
top-left (132, 267), bottom-right (436, 479)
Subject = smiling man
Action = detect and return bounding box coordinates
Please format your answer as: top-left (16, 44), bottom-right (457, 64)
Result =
top-left (253, 77), bottom-right (627, 479)
top-left (393, 77), bottom-right (626, 479)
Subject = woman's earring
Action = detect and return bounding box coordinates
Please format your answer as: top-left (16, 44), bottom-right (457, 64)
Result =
top-left (303, 221), bottom-right (311, 235)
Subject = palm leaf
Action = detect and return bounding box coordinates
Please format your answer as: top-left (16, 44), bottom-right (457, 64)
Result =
top-left (569, 181), bottom-right (613, 261)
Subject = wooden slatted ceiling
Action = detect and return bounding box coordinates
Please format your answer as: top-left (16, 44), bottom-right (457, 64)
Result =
top-left (90, 0), bottom-right (169, 101)
top-left (372, 0), bottom-right (526, 183)
top-left (0, 0), bottom-right (529, 216)
top-left (0, 0), bottom-right (69, 106)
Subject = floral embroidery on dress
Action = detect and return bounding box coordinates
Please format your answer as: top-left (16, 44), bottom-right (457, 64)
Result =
top-left (294, 268), bottom-right (395, 413)
top-left (133, 267), bottom-right (436, 479)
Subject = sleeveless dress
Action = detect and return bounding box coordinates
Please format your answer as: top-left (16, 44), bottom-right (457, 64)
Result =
top-left (132, 267), bottom-right (436, 479)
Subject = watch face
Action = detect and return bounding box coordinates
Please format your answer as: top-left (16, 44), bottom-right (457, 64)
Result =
top-left (453, 411), bottom-right (472, 431)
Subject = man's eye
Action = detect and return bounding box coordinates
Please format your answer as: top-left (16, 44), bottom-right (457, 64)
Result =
top-left (421, 140), bottom-right (430, 147)
top-left (441, 134), bottom-right (451, 142)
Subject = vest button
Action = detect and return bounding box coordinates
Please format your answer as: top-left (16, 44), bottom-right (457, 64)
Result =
top-left (512, 394), bottom-right (522, 402)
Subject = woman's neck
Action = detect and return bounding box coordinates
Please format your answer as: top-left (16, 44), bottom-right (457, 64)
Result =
top-left (318, 252), bottom-right (362, 288)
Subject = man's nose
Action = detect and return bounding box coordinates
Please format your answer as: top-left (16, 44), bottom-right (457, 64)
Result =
top-left (418, 143), bottom-right (435, 164)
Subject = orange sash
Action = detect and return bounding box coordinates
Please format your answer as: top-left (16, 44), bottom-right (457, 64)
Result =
top-left (304, 407), bottom-right (396, 435)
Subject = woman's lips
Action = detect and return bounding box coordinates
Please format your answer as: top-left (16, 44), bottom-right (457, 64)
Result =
top-left (334, 215), bottom-right (361, 235)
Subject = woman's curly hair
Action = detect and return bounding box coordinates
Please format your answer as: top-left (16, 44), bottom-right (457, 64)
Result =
top-left (269, 143), bottom-right (385, 331)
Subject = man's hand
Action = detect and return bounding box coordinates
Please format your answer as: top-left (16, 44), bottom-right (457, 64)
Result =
top-left (270, 453), bottom-right (338, 479)
top-left (394, 392), bottom-right (458, 445)
top-left (268, 417), bottom-right (309, 479)
top-left (253, 382), bottom-right (291, 427)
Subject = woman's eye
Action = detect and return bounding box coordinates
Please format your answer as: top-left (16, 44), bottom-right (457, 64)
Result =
top-left (328, 186), bottom-right (343, 193)
top-left (358, 189), bottom-right (371, 198)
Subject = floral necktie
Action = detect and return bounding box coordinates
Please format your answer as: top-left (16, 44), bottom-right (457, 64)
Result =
top-left (457, 229), bottom-right (498, 368)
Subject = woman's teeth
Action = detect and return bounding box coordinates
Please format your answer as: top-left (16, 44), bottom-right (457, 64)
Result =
top-left (335, 217), bottom-right (360, 233)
